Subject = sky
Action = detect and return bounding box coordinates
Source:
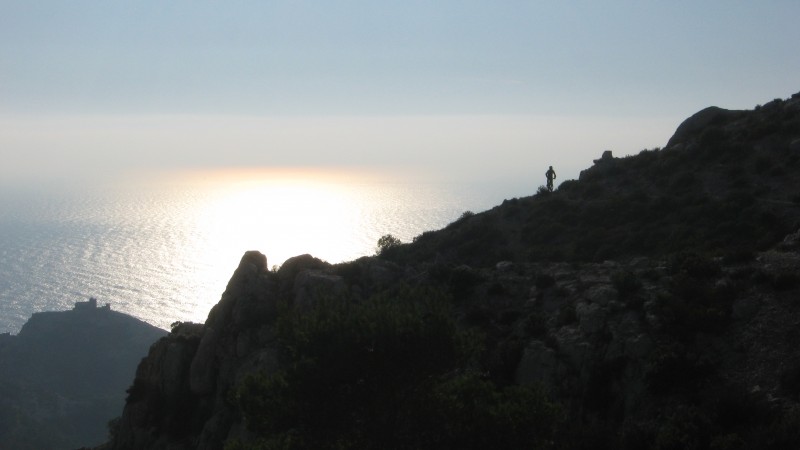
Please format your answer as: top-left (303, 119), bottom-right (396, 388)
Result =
top-left (1, 1), bottom-right (799, 189)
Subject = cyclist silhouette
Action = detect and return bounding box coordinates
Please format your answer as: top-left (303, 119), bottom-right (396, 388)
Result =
top-left (545, 166), bottom-right (556, 192)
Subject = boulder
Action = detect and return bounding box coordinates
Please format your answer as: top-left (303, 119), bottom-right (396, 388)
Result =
top-left (277, 254), bottom-right (329, 284)
top-left (207, 251), bottom-right (272, 329)
top-left (666, 106), bottom-right (743, 147)
top-left (782, 228), bottom-right (800, 249)
top-left (593, 150), bottom-right (614, 164)
top-left (496, 261), bottom-right (514, 272)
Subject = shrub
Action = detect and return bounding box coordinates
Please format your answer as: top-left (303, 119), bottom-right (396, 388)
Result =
top-left (420, 374), bottom-right (562, 450)
top-left (699, 126), bottom-right (726, 148)
top-left (772, 272), bottom-right (800, 291)
top-left (640, 268), bottom-right (662, 282)
top-left (611, 270), bottom-right (642, 299)
top-left (232, 286), bottom-right (565, 449)
top-left (487, 282), bottom-right (506, 296)
top-left (721, 249), bottom-right (756, 265)
top-left (556, 179), bottom-right (579, 193)
top-left (411, 229), bottom-right (436, 243)
top-left (375, 234), bottom-right (402, 257)
top-left (234, 287), bottom-right (484, 449)
top-left (556, 303), bottom-right (577, 326)
top-left (447, 265), bottom-right (485, 297)
top-left (668, 252), bottom-right (721, 279)
top-left (654, 405), bottom-right (712, 450)
top-left (659, 275), bottom-right (734, 337)
top-left (535, 273), bottom-right (556, 290)
top-left (457, 210), bottom-right (475, 221)
top-left (524, 313), bottom-right (548, 338)
top-left (107, 417), bottom-right (121, 442)
top-left (645, 344), bottom-right (716, 394)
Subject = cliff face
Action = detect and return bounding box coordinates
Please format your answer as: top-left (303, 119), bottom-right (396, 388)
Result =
top-left (0, 301), bottom-right (167, 449)
top-left (111, 251), bottom-right (279, 449)
top-left (110, 252), bottom-right (407, 449)
top-left (108, 92), bottom-right (800, 449)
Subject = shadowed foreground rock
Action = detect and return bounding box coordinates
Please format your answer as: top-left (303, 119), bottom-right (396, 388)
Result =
top-left (110, 251), bottom-right (350, 449)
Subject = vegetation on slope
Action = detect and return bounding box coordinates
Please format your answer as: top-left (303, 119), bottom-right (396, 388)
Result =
top-left (231, 286), bottom-right (561, 450)
top-left (385, 94), bottom-right (800, 266)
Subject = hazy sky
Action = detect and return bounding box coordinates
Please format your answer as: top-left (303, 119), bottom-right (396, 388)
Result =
top-left (1, 1), bottom-right (798, 187)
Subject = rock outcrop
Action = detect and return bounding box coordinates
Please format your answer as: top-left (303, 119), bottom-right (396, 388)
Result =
top-left (665, 106), bottom-right (746, 147)
top-left (110, 252), bottom-right (327, 449)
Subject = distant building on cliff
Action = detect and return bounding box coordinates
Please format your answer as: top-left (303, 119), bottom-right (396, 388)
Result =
top-left (73, 297), bottom-right (111, 311)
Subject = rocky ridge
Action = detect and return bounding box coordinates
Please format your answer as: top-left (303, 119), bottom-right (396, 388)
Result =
top-left (106, 91), bottom-right (800, 449)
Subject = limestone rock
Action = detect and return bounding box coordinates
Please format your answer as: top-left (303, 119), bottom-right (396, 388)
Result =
top-left (207, 251), bottom-right (273, 329)
top-left (496, 261), bottom-right (514, 272)
top-left (277, 253), bottom-right (329, 286)
top-left (189, 327), bottom-right (218, 395)
top-left (781, 228), bottom-right (800, 249)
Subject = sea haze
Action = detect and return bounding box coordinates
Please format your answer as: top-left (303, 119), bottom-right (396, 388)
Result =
top-left (0, 170), bottom-right (511, 334)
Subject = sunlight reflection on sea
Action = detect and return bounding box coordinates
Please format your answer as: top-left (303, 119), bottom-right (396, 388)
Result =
top-left (0, 169), bottom-right (516, 333)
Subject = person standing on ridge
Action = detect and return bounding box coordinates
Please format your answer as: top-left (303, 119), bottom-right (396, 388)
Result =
top-left (545, 166), bottom-right (556, 192)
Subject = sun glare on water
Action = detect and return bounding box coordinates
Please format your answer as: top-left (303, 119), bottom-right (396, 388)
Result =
top-left (108, 166), bottom-right (488, 328)
top-left (163, 168), bottom-right (376, 322)
top-left (0, 167), bottom-right (496, 332)
top-left (198, 170), bottom-right (364, 265)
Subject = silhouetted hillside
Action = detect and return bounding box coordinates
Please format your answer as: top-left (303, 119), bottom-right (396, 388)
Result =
top-left (385, 92), bottom-right (800, 266)
top-left (103, 91), bottom-right (800, 450)
top-left (0, 299), bottom-right (167, 449)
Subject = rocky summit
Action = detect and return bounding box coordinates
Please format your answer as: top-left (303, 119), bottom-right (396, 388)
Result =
top-left (105, 92), bottom-right (800, 450)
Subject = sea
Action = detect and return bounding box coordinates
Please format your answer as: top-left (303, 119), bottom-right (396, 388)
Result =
top-left (0, 170), bottom-right (522, 334)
